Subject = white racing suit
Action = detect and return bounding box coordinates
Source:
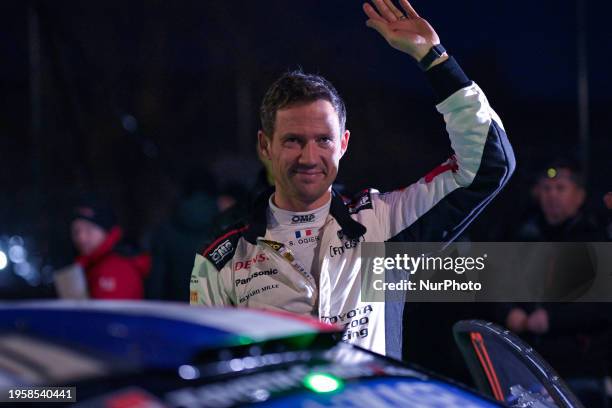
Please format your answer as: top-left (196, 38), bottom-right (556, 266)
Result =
top-left (190, 57), bottom-right (515, 359)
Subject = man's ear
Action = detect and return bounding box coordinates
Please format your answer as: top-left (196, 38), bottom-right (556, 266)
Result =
top-left (340, 129), bottom-right (351, 158)
top-left (258, 130), bottom-right (271, 160)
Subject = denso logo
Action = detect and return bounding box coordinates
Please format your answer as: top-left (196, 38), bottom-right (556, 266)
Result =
top-left (291, 214), bottom-right (315, 224)
top-left (234, 253), bottom-right (268, 271)
top-left (211, 240), bottom-right (233, 262)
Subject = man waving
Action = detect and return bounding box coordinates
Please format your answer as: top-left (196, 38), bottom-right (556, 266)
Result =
top-left (190, 0), bottom-right (515, 359)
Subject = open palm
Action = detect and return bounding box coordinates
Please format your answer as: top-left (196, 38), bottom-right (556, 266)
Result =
top-left (363, 0), bottom-right (440, 62)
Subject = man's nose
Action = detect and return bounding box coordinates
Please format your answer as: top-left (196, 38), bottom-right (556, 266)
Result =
top-left (299, 142), bottom-right (318, 165)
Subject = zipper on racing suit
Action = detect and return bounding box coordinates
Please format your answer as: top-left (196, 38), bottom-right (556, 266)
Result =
top-left (257, 238), bottom-right (319, 315)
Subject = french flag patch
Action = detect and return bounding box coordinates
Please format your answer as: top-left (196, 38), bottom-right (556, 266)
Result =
top-left (295, 229), bottom-right (312, 239)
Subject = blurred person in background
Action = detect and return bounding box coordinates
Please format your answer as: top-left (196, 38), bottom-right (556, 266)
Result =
top-left (146, 169), bottom-right (219, 301)
top-left (514, 158), bottom-right (605, 242)
top-left (209, 144), bottom-right (275, 236)
top-left (503, 158), bottom-right (611, 407)
top-left (66, 196), bottom-right (151, 299)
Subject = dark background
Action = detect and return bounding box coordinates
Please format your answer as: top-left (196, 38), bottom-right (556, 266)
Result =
top-left (0, 0), bottom-right (610, 293)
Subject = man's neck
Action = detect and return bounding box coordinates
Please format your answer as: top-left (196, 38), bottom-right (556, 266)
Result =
top-left (272, 190), bottom-right (332, 212)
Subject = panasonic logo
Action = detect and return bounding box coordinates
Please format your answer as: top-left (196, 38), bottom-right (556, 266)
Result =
top-left (235, 268), bottom-right (278, 286)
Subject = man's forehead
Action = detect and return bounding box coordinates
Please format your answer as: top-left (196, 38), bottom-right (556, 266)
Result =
top-left (539, 169), bottom-right (578, 187)
top-left (275, 100), bottom-right (340, 132)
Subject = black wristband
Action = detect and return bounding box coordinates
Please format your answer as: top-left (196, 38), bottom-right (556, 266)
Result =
top-left (419, 44), bottom-right (447, 71)
top-left (425, 56), bottom-right (472, 103)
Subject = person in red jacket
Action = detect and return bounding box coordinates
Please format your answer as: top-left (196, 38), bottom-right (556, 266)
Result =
top-left (71, 200), bottom-right (150, 299)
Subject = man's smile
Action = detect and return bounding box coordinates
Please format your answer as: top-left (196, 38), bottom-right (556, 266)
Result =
top-left (292, 168), bottom-right (326, 176)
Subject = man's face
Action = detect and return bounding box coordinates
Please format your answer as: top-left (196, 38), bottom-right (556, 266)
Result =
top-left (259, 99), bottom-right (350, 209)
top-left (537, 170), bottom-right (585, 225)
top-left (71, 219), bottom-right (107, 256)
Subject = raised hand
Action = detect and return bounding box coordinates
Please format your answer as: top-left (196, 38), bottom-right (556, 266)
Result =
top-left (363, 0), bottom-right (443, 64)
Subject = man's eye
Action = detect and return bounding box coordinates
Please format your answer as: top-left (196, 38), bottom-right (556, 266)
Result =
top-left (318, 137), bottom-right (332, 144)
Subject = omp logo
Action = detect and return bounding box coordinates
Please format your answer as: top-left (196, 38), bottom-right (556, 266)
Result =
top-left (234, 253), bottom-right (268, 271)
top-left (211, 240), bottom-right (233, 262)
top-left (291, 214), bottom-right (315, 224)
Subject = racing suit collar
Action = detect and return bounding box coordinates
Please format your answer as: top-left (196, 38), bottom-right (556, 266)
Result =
top-left (329, 189), bottom-right (367, 239)
top-left (244, 188), bottom-right (367, 244)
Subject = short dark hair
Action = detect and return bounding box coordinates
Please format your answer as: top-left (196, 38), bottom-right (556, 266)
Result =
top-left (259, 70), bottom-right (346, 137)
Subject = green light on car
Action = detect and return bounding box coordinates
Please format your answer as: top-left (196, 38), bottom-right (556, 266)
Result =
top-left (236, 336), bottom-right (253, 345)
top-left (303, 373), bottom-right (343, 393)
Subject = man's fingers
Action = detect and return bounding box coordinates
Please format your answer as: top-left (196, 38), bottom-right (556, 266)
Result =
top-left (399, 0), bottom-right (420, 18)
top-left (363, 3), bottom-right (386, 23)
top-left (372, 0), bottom-right (400, 22)
top-left (365, 19), bottom-right (392, 38)
top-left (381, 0), bottom-right (405, 19)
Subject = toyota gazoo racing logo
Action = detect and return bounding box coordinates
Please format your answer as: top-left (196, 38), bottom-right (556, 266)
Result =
top-left (211, 240), bottom-right (233, 263)
top-left (291, 214), bottom-right (315, 224)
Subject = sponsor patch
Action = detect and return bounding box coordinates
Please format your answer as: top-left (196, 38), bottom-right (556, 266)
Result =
top-left (238, 284), bottom-right (279, 304)
top-left (203, 227), bottom-right (246, 271)
top-left (329, 235), bottom-right (364, 257)
top-left (348, 190), bottom-right (373, 214)
top-left (321, 304), bottom-right (374, 342)
top-left (235, 268), bottom-right (279, 286)
top-left (291, 214), bottom-right (315, 224)
top-left (203, 226), bottom-right (247, 270)
top-left (234, 253), bottom-right (268, 271)
top-left (211, 240), bottom-right (233, 263)
top-left (295, 229), bottom-right (313, 239)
